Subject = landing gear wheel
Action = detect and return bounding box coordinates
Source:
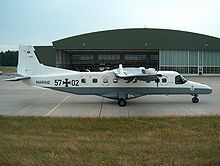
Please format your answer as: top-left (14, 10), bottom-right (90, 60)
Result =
top-left (192, 97), bottom-right (199, 103)
top-left (118, 98), bottom-right (127, 107)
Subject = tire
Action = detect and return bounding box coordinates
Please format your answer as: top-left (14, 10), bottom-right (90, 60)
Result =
top-left (192, 97), bottom-right (199, 103)
top-left (118, 98), bottom-right (127, 107)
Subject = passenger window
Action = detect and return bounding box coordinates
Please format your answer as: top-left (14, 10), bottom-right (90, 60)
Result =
top-left (162, 78), bottom-right (167, 83)
top-left (92, 78), bottom-right (98, 83)
top-left (103, 78), bottom-right (108, 83)
top-left (113, 78), bottom-right (118, 83)
top-left (81, 78), bottom-right (86, 83)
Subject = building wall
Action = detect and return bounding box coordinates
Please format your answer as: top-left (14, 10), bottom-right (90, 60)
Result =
top-left (55, 49), bottom-right (220, 75)
top-left (34, 46), bottom-right (220, 75)
top-left (35, 28), bottom-right (220, 76)
top-left (160, 50), bottom-right (220, 75)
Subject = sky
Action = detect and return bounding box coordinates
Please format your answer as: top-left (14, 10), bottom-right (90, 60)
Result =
top-left (0, 0), bottom-right (220, 51)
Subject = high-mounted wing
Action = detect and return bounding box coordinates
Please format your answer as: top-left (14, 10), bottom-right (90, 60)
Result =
top-left (113, 65), bottom-right (158, 82)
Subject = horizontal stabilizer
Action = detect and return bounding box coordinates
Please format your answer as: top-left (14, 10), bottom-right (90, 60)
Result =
top-left (5, 76), bottom-right (30, 81)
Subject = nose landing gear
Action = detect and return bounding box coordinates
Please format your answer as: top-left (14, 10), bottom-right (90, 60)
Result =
top-left (192, 94), bottom-right (199, 103)
top-left (118, 98), bottom-right (127, 107)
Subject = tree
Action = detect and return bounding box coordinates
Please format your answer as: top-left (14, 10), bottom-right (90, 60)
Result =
top-left (0, 50), bottom-right (18, 66)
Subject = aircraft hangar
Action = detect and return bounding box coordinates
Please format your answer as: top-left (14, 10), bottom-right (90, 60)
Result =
top-left (35, 28), bottom-right (220, 75)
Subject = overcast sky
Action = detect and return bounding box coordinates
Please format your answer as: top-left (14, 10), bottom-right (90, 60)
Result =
top-left (1, 0), bottom-right (220, 51)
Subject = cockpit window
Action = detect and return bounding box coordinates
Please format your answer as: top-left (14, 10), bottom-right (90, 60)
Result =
top-left (175, 75), bottom-right (187, 84)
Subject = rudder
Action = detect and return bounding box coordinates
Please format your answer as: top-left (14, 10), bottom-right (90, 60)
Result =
top-left (17, 46), bottom-right (41, 76)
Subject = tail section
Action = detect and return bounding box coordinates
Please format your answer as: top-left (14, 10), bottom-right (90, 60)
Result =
top-left (17, 46), bottom-right (41, 76)
top-left (17, 46), bottom-right (76, 77)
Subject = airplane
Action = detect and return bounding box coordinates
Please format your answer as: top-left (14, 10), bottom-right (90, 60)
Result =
top-left (6, 46), bottom-right (212, 107)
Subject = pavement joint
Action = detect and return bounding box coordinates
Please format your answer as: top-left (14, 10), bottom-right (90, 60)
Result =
top-left (46, 94), bottom-right (71, 116)
top-left (167, 96), bottom-right (194, 115)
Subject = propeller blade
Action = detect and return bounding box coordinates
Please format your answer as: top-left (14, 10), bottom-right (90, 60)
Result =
top-left (155, 78), bottom-right (159, 88)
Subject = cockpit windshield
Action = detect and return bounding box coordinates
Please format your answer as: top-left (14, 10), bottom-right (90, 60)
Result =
top-left (180, 75), bottom-right (187, 83)
top-left (175, 75), bottom-right (187, 84)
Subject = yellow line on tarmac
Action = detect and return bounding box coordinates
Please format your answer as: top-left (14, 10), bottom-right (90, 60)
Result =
top-left (46, 95), bottom-right (71, 116)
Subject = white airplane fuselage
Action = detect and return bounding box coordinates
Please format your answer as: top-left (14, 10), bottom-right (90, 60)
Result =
top-left (23, 70), bottom-right (211, 100)
top-left (9, 46), bottom-right (212, 107)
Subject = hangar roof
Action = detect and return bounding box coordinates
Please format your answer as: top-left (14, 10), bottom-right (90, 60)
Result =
top-left (53, 28), bottom-right (220, 51)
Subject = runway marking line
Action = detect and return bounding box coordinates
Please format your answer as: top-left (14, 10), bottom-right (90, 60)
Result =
top-left (99, 97), bottom-right (104, 117)
top-left (46, 95), bottom-right (71, 116)
top-left (167, 96), bottom-right (194, 115)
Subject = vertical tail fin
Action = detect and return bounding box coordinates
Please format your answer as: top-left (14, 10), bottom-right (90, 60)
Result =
top-left (17, 45), bottom-right (41, 76)
top-left (17, 45), bottom-right (76, 77)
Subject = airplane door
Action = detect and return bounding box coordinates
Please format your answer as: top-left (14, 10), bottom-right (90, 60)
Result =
top-left (198, 66), bottom-right (203, 75)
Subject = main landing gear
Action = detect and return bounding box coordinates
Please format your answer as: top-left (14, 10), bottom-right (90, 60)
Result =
top-left (192, 94), bottom-right (199, 103)
top-left (118, 95), bottom-right (200, 106)
top-left (118, 98), bottom-right (127, 107)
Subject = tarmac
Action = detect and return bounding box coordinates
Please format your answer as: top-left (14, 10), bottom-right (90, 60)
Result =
top-left (0, 74), bottom-right (220, 117)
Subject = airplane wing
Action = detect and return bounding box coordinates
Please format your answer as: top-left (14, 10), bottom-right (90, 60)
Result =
top-left (5, 76), bottom-right (30, 81)
top-left (113, 65), bottom-right (158, 82)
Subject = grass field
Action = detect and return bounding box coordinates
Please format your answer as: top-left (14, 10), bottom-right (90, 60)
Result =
top-left (0, 66), bottom-right (16, 73)
top-left (0, 116), bottom-right (220, 165)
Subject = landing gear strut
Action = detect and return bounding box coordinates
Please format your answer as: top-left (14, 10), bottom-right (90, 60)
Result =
top-left (118, 98), bottom-right (127, 107)
top-left (192, 94), bottom-right (199, 103)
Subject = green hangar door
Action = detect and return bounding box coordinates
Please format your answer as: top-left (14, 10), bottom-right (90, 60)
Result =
top-left (60, 50), bottom-right (159, 71)
top-left (123, 50), bottom-right (159, 70)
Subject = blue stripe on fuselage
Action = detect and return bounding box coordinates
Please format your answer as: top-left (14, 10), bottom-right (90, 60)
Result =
top-left (48, 87), bottom-right (212, 100)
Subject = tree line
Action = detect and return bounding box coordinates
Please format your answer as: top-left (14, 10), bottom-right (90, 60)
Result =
top-left (0, 50), bottom-right (18, 66)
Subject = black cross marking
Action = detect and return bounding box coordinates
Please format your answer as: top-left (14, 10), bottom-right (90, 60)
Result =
top-left (63, 78), bottom-right (71, 87)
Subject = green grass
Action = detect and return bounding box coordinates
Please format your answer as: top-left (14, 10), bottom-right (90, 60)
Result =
top-left (0, 66), bottom-right (16, 73)
top-left (0, 116), bottom-right (220, 165)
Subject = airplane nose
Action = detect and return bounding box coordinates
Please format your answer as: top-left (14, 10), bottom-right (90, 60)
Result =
top-left (190, 81), bottom-right (212, 94)
top-left (205, 85), bottom-right (212, 94)
top-left (200, 84), bottom-right (212, 94)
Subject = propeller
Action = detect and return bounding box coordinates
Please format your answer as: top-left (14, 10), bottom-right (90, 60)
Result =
top-left (155, 71), bottom-right (162, 88)
top-left (155, 77), bottom-right (160, 87)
